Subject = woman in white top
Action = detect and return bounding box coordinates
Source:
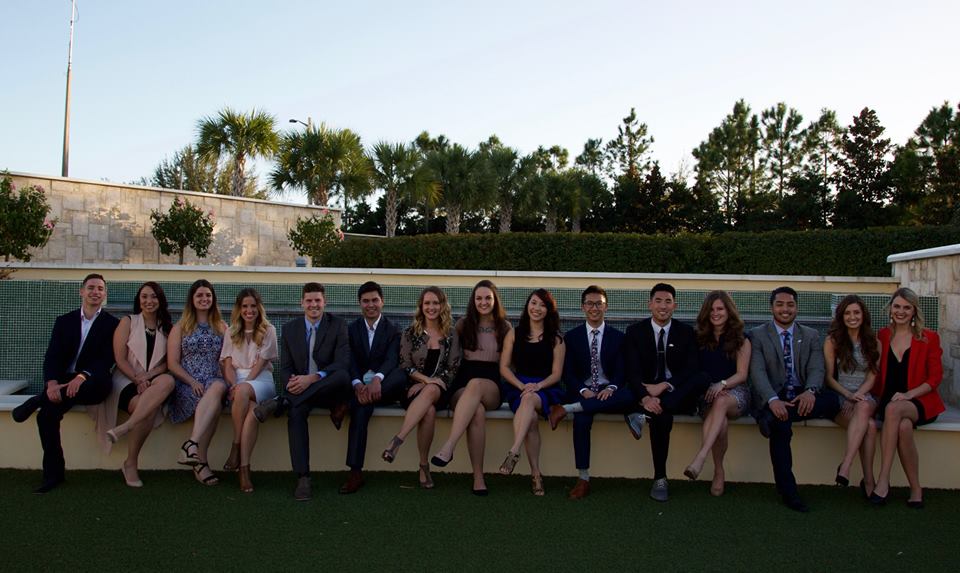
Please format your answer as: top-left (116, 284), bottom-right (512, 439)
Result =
top-left (220, 288), bottom-right (278, 493)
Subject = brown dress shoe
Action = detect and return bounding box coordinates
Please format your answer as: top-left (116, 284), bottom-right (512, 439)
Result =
top-left (339, 470), bottom-right (365, 494)
top-left (568, 479), bottom-right (591, 500)
top-left (548, 405), bottom-right (567, 431)
top-left (330, 402), bottom-right (349, 430)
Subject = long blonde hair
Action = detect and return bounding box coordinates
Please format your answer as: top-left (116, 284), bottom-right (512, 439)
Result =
top-left (180, 279), bottom-right (226, 336)
top-left (229, 288), bottom-right (271, 347)
top-left (887, 287), bottom-right (926, 340)
top-left (412, 286), bottom-right (452, 337)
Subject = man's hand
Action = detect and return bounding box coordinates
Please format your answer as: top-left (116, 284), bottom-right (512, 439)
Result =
top-left (367, 377), bottom-right (383, 403)
top-left (286, 374), bottom-right (316, 395)
top-left (45, 381), bottom-right (63, 403)
top-left (790, 391), bottom-right (816, 417)
top-left (65, 375), bottom-right (85, 398)
top-left (769, 399), bottom-right (789, 421)
top-left (597, 388), bottom-right (614, 401)
top-left (581, 389), bottom-right (597, 400)
top-left (354, 383), bottom-right (370, 405)
top-left (641, 395), bottom-right (662, 415)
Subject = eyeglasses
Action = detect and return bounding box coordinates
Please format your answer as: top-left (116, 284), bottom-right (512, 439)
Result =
top-left (582, 301), bottom-right (606, 309)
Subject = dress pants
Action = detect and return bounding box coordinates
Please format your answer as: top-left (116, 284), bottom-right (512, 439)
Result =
top-left (765, 393), bottom-right (840, 498)
top-left (287, 370), bottom-right (351, 476)
top-left (572, 388), bottom-right (637, 470)
top-left (638, 380), bottom-right (706, 480)
top-left (345, 369), bottom-right (408, 470)
top-left (36, 375), bottom-right (112, 482)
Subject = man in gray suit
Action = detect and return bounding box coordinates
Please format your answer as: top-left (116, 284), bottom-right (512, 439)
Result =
top-left (749, 286), bottom-right (839, 512)
top-left (278, 282), bottom-right (352, 501)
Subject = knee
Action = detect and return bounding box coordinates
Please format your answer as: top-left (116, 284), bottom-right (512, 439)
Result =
top-left (898, 418), bottom-right (914, 436)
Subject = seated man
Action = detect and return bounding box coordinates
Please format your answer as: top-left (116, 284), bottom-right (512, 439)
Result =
top-left (275, 282), bottom-right (352, 501)
top-left (340, 281), bottom-right (406, 494)
top-left (623, 283), bottom-right (703, 502)
top-left (548, 285), bottom-right (635, 500)
top-left (12, 273), bottom-right (120, 493)
top-left (749, 286), bottom-right (839, 512)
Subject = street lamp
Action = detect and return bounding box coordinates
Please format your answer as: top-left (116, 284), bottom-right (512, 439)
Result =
top-left (288, 117), bottom-right (313, 130)
top-left (62, 0), bottom-right (77, 177)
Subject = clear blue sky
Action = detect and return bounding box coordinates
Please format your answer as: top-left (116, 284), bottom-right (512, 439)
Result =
top-left (2, 1), bottom-right (958, 201)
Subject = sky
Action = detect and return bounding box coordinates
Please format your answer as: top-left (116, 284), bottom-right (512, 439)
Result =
top-left (2, 1), bottom-right (958, 203)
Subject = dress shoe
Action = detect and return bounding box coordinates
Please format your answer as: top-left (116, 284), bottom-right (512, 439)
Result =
top-left (783, 494), bottom-right (809, 513)
top-left (649, 478), bottom-right (669, 502)
top-left (906, 499), bottom-right (924, 509)
top-left (382, 435), bottom-right (403, 463)
top-left (223, 443), bottom-right (240, 472)
top-left (859, 479), bottom-right (869, 499)
top-left (430, 452), bottom-right (452, 467)
top-left (12, 395), bottom-right (41, 423)
top-left (472, 487), bottom-right (489, 497)
top-left (418, 464), bottom-right (434, 489)
top-left (683, 462), bottom-right (702, 481)
top-left (756, 410), bottom-right (773, 439)
top-left (626, 412), bottom-right (645, 440)
top-left (339, 470), bottom-right (365, 494)
top-left (253, 396), bottom-right (287, 423)
top-left (329, 402), bottom-right (349, 430)
top-left (121, 462), bottom-right (143, 488)
top-left (239, 465), bottom-right (254, 493)
top-left (568, 479), bottom-right (591, 500)
top-left (869, 492), bottom-right (888, 507)
top-left (294, 476), bottom-right (312, 501)
top-left (531, 475), bottom-right (545, 496)
top-left (835, 465), bottom-right (849, 487)
top-left (548, 405), bottom-right (567, 431)
top-left (33, 476), bottom-right (64, 494)
top-left (498, 451), bottom-right (520, 475)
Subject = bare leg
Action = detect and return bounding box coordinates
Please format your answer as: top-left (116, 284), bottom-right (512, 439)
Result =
top-left (397, 385), bottom-right (440, 441)
top-left (231, 384), bottom-right (256, 444)
top-left (874, 401), bottom-right (919, 498)
top-left (417, 405), bottom-right (436, 483)
top-left (111, 375), bottom-right (175, 438)
top-left (896, 419), bottom-right (923, 502)
top-left (435, 378), bottom-right (498, 461)
top-left (523, 414), bottom-right (542, 476)
top-left (838, 400), bottom-right (877, 480)
top-left (860, 418), bottom-right (878, 494)
top-left (191, 383), bottom-right (227, 463)
top-left (509, 393), bottom-right (540, 454)
top-left (687, 395), bottom-right (736, 477)
top-left (467, 406), bottom-right (487, 490)
top-left (710, 427), bottom-right (728, 496)
top-left (240, 406), bottom-right (259, 465)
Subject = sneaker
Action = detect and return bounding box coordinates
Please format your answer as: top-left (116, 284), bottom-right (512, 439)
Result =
top-left (626, 412), bottom-right (646, 440)
top-left (650, 478), bottom-right (669, 502)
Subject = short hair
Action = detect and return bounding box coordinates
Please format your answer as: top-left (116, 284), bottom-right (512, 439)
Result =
top-left (649, 283), bottom-right (676, 300)
top-left (581, 285), bottom-right (607, 304)
top-left (82, 273), bottom-right (105, 287)
top-left (357, 281), bottom-right (383, 301)
top-left (769, 286), bottom-right (798, 305)
top-left (302, 282), bottom-right (325, 297)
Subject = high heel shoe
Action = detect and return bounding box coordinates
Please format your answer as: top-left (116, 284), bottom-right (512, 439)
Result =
top-left (418, 464), bottom-right (434, 489)
top-left (239, 465), bottom-right (254, 493)
top-left (499, 451), bottom-right (520, 475)
top-left (223, 443), bottom-right (240, 472)
top-left (382, 435), bottom-right (403, 463)
top-left (683, 463), bottom-right (701, 480)
top-left (531, 474), bottom-right (545, 496)
top-left (177, 439), bottom-right (200, 466)
top-left (835, 465), bottom-right (849, 487)
top-left (430, 452), bottom-right (452, 467)
top-left (869, 492), bottom-right (887, 506)
top-left (107, 424), bottom-right (128, 444)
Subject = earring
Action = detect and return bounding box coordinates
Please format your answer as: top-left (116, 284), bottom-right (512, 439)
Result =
top-left (910, 317), bottom-right (916, 327)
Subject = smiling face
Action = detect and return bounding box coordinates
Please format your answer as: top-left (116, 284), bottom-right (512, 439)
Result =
top-left (240, 296), bottom-right (259, 327)
top-left (359, 291), bottom-right (383, 322)
top-left (582, 293), bottom-right (607, 327)
top-left (527, 294), bottom-right (547, 323)
top-left (301, 291), bottom-right (325, 322)
top-left (474, 287), bottom-right (495, 317)
top-left (889, 296), bottom-right (915, 327)
top-left (80, 278), bottom-right (106, 311)
top-left (138, 285), bottom-right (158, 315)
top-left (648, 290), bottom-right (676, 327)
top-left (421, 291), bottom-right (441, 322)
top-left (842, 302), bottom-right (863, 331)
top-left (771, 292), bottom-right (798, 328)
top-left (193, 287), bottom-right (214, 313)
top-left (709, 298), bottom-right (728, 331)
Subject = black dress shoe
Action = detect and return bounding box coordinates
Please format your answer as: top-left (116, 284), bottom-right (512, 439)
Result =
top-left (472, 488), bottom-right (489, 497)
top-left (33, 477), bottom-right (64, 494)
top-left (783, 495), bottom-right (809, 513)
top-left (835, 465), bottom-right (849, 487)
top-left (859, 479), bottom-right (868, 499)
top-left (756, 411), bottom-right (773, 439)
top-left (869, 492), bottom-right (888, 506)
top-left (12, 395), bottom-right (42, 423)
top-left (906, 499), bottom-right (924, 509)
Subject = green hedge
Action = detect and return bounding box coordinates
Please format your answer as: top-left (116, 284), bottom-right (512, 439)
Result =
top-left (328, 226), bottom-right (960, 277)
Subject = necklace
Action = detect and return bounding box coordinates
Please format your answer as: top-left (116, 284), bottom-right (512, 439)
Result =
top-left (478, 326), bottom-right (495, 334)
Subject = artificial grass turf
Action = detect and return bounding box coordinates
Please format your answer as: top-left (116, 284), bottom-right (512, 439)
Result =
top-left (1, 469), bottom-right (955, 572)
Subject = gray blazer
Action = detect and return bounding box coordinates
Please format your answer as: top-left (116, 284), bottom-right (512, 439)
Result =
top-left (280, 313), bottom-right (351, 382)
top-left (747, 321), bottom-right (824, 406)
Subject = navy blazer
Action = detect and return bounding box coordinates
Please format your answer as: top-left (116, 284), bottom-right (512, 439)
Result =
top-left (279, 313), bottom-right (351, 381)
top-left (623, 317), bottom-right (699, 399)
top-left (347, 315), bottom-right (401, 383)
top-left (43, 308), bottom-right (120, 383)
top-left (562, 323), bottom-right (625, 395)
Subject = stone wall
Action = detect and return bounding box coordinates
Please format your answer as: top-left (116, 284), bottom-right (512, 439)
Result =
top-left (890, 245), bottom-right (960, 407)
top-left (7, 172), bottom-right (340, 267)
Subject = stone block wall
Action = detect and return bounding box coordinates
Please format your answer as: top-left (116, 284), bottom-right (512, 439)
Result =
top-left (7, 172), bottom-right (340, 267)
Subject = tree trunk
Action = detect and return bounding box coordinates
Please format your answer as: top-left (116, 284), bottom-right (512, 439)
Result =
top-left (571, 216), bottom-right (581, 233)
top-left (498, 203), bottom-right (512, 233)
top-left (232, 155), bottom-right (246, 197)
top-left (178, 249), bottom-right (185, 265)
top-left (545, 208), bottom-right (557, 233)
top-left (385, 187), bottom-right (398, 238)
top-left (445, 204), bottom-right (461, 235)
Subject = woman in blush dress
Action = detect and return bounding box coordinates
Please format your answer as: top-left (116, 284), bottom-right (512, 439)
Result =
top-left (498, 289), bottom-right (565, 496)
top-left (683, 291), bottom-right (752, 496)
top-left (381, 286), bottom-right (460, 489)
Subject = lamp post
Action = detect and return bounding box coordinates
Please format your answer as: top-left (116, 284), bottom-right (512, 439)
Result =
top-left (288, 117), bottom-right (313, 130)
top-left (62, 0), bottom-right (77, 177)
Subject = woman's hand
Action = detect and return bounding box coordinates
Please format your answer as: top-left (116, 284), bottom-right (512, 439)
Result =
top-left (190, 381), bottom-right (204, 397)
top-left (521, 382), bottom-right (540, 395)
top-left (704, 382), bottom-right (723, 403)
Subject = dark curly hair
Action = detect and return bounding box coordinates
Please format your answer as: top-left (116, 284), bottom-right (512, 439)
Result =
top-left (828, 294), bottom-right (879, 374)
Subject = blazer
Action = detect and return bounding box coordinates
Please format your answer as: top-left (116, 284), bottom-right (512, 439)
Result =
top-left (43, 308), bottom-right (120, 383)
top-left (623, 318), bottom-right (699, 399)
top-left (280, 313), bottom-right (351, 381)
top-left (347, 315), bottom-right (401, 383)
top-left (873, 327), bottom-right (945, 418)
top-left (562, 323), bottom-right (625, 395)
top-left (399, 327), bottom-right (461, 387)
top-left (747, 321), bottom-right (824, 405)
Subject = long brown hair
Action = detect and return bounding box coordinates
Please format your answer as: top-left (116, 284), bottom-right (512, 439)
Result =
top-left (458, 279), bottom-right (510, 352)
top-left (411, 286), bottom-right (452, 338)
top-left (180, 279), bottom-right (226, 336)
top-left (133, 281), bottom-right (173, 335)
top-left (695, 290), bottom-right (745, 360)
top-left (516, 289), bottom-right (561, 344)
top-left (828, 294), bottom-right (879, 374)
top-left (229, 288), bottom-right (272, 347)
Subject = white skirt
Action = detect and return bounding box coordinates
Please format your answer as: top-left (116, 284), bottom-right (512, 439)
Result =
top-left (235, 368), bottom-right (278, 403)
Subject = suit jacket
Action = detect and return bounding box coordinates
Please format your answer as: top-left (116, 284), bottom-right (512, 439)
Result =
top-left (747, 321), bottom-right (824, 405)
top-left (280, 313), bottom-right (351, 382)
top-left (623, 318), bottom-right (699, 399)
top-left (347, 315), bottom-right (401, 383)
top-left (873, 327), bottom-right (945, 418)
top-left (43, 308), bottom-right (120, 383)
top-left (562, 323), bottom-right (625, 395)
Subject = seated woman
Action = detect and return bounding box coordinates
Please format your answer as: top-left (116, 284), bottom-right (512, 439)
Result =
top-left (824, 294), bottom-right (880, 494)
top-left (168, 279), bottom-right (227, 486)
top-left (219, 288), bottom-right (278, 493)
top-left (498, 289), bottom-right (565, 496)
top-left (431, 279), bottom-right (511, 496)
top-left (381, 286), bottom-right (460, 489)
top-left (871, 287), bottom-right (945, 508)
top-left (96, 282), bottom-right (175, 487)
top-left (682, 290), bottom-right (751, 496)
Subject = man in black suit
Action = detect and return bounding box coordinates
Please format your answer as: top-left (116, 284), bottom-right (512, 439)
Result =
top-left (624, 283), bottom-right (704, 502)
top-left (547, 285), bottom-right (635, 500)
top-left (276, 282), bottom-right (352, 501)
top-left (339, 281), bottom-right (406, 494)
top-left (12, 273), bottom-right (120, 493)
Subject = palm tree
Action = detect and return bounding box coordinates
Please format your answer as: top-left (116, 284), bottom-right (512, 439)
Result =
top-left (370, 141), bottom-right (438, 237)
top-left (483, 145), bottom-right (535, 233)
top-left (196, 108), bottom-right (279, 197)
top-left (424, 143), bottom-right (492, 234)
top-left (271, 124), bottom-right (371, 206)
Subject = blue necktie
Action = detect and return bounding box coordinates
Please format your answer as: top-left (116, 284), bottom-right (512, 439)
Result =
top-left (782, 330), bottom-right (796, 400)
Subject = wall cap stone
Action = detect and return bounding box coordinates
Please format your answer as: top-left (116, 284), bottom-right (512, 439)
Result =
top-left (888, 243), bottom-right (960, 263)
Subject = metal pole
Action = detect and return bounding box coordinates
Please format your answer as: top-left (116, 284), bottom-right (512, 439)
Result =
top-left (62, 0), bottom-right (76, 177)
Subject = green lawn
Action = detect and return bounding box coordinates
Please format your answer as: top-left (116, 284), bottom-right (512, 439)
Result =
top-left (1, 469), bottom-right (956, 572)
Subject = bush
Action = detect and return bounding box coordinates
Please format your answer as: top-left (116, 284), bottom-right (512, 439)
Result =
top-left (326, 226), bottom-right (960, 276)
top-left (0, 173), bottom-right (57, 262)
top-left (287, 211), bottom-right (345, 266)
top-left (150, 196), bottom-right (215, 264)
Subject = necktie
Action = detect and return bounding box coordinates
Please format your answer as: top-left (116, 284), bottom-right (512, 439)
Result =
top-left (656, 327), bottom-right (666, 382)
top-left (308, 325), bottom-right (318, 374)
top-left (782, 330), bottom-right (796, 400)
top-left (589, 329), bottom-right (600, 392)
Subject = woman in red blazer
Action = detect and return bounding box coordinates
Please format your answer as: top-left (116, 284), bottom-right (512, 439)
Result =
top-left (870, 287), bottom-right (944, 508)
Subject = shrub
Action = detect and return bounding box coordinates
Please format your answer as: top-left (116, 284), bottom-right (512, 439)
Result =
top-left (287, 210), bottom-right (345, 266)
top-left (150, 196), bottom-right (215, 264)
top-left (0, 173), bottom-right (57, 263)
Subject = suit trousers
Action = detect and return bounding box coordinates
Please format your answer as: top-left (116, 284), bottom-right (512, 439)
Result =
top-left (572, 388), bottom-right (637, 470)
top-left (287, 370), bottom-right (351, 476)
top-left (639, 383), bottom-right (704, 479)
top-left (765, 394), bottom-right (840, 498)
top-left (345, 369), bottom-right (408, 469)
top-left (36, 376), bottom-right (112, 482)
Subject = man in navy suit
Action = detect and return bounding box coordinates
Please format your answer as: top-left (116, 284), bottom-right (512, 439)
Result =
top-left (12, 273), bottom-right (119, 493)
top-left (339, 281), bottom-right (406, 494)
top-left (548, 285), bottom-right (635, 499)
top-left (623, 283), bottom-right (704, 502)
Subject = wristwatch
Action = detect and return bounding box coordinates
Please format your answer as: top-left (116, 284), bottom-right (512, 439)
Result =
top-left (719, 379), bottom-right (727, 388)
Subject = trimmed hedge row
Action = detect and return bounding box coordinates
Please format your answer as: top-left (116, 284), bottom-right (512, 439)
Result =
top-left (329, 226), bottom-right (960, 277)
